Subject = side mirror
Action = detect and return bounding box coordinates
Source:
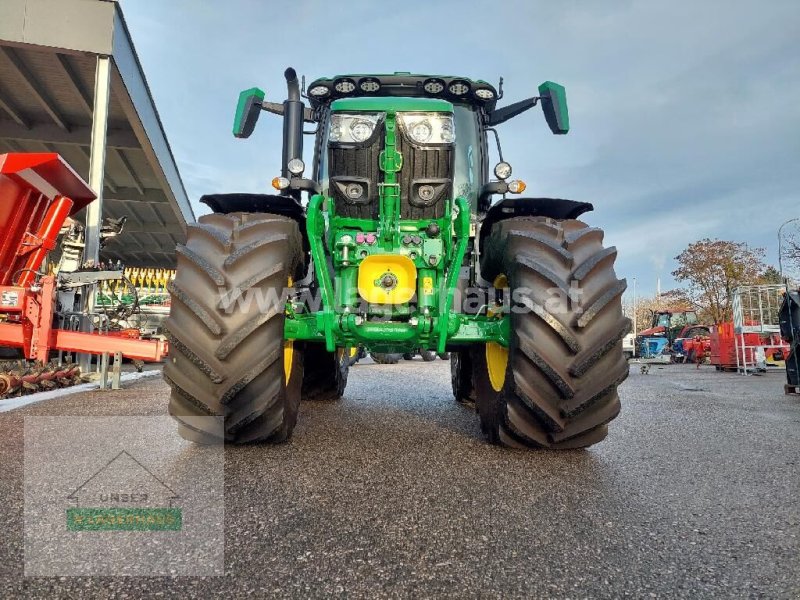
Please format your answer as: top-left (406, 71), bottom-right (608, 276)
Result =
top-left (538, 81), bottom-right (569, 135)
top-left (233, 87), bottom-right (265, 138)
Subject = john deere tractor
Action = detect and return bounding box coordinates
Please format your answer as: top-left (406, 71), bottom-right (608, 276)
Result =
top-left (164, 68), bottom-right (630, 449)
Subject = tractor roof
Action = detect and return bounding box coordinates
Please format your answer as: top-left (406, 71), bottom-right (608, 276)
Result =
top-left (331, 96), bottom-right (453, 113)
top-left (306, 72), bottom-right (498, 111)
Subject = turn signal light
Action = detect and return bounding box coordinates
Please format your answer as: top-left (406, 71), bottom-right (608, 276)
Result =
top-left (271, 177), bottom-right (290, 191)
top-left (508, 180), bottom-right (526, 194)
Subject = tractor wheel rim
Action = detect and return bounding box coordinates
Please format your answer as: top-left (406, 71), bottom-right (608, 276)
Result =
top-left (284, 340), bottom-right (294, 383)
top-left (486, 342), bottom-right (508, 392)
top-left (486, 273), bottom-right (509, 392)
top-left (284, 275), bottom-right (295, 383)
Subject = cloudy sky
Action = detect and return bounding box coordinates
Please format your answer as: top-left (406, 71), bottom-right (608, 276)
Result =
top-left (122, 0), bottom-right (800, 295)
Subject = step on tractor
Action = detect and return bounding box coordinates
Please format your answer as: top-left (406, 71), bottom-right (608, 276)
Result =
top-left (164, 69), bottom-right (630, 449)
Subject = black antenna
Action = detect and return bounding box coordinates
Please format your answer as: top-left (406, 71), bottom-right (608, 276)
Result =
top-left (497, 76), bottom-right (504, 100)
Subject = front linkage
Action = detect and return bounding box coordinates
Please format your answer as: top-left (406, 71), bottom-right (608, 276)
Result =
top-left (286, 192), bottom-right (508, 354)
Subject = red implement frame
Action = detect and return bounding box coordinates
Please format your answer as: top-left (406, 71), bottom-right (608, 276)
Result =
top-left (0, 153), bottom-right (167, 363)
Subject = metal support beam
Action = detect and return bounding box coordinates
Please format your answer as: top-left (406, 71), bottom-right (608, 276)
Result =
top-left (74, 145), bottom-right (117, 193)
top-left (84, 55), bottom-right (111, 265)
top-left (114, 222), bottom-right (185, 235)
top-left (56, 53), bottom-right (94, 116)
top-left (105, 187), bottom-right (169, 203)
top-left (0, 121), bottom-right (140, 149)
top-left (147, 202), bottom-right (166, 227)
top-left (112, 148), bottom-right (144, 194)
top-left (1, 138), bottom-right (24, 152)
top-left (0, 46), bottom-right (69, 131)
top-left (79, 55), bottom-right (111, 372)
top-left (0, 81), bottom-right (30, 128)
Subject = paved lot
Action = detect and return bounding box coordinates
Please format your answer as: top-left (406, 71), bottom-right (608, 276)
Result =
top-left (1, 359), bottom-right (798, 598)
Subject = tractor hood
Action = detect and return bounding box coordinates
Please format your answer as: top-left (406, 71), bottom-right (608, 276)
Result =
top-left (331, 96), bottom-right (453, 113)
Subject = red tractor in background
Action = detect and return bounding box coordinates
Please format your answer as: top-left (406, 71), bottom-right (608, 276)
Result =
top-left (636, 309), bottom-right (711, 362)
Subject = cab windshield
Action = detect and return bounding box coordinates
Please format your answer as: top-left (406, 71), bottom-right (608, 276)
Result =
top-left (452, 104), bottom-right (482, 205)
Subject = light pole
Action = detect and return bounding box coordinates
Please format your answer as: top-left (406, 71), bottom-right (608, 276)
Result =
top-left (778, 217), bottom-right (800, 284)
top-left (632, 277), bottom-right (637, 335)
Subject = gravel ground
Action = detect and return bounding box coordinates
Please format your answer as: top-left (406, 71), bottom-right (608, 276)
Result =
top-left (0, 359), bottom-right (798, 598)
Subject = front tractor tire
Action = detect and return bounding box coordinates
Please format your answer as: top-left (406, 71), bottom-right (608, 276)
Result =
top-left (164, 212), bottom-right (304, 444)
top-left (475, 217), bottom-right (631, 449)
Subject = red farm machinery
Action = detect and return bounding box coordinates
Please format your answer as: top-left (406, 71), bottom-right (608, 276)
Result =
top-left (0, 152), bottom-right (167, 396)
top-left (636, 309), bottom-right (710, 363)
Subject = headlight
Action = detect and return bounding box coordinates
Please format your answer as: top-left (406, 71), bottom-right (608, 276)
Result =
top-left (309, 85), bottom-right (330, 97)
top-left (448, 80), bottom-right (471, 96)
top-left (350, 119), bottom-right (374, 142)
top-left (334, 78), bottom-right (356, 94)
top-left (423, 78), bottom-right (445, 94)
top-left (328, 113), bottom-right (381, 143)
top-left (287, 158), bottom-right (305, 175)
top-left (494, 162), bottom-right (512, 180)
top-left (398, 113), bottom-right (456, 145)
top-left (440, 120), bottom-right (455, 143)
top-left (359, 77), bottom-right (381, 93)
top-left (409, 120), bottom-right (432, 143)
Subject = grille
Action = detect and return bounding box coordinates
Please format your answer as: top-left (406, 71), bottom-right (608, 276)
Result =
top-left (395, 132), bottom-right (453, 220)
top-left (327, 122), bottom-right (384, 220)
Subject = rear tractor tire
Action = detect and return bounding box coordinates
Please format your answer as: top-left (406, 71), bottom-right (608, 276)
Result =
top-left (474, 217), bottom-right (630, 449)
top-left (164, 212), bottom-right (304, 444)
top-left (370, 353), bottom-right (402, 364)
top-left (301, 343), bottom-right (349, 401)
top-left (420, 350), bottom-right (437, 362)
top-left (451, 350), bottom-right (476, 405)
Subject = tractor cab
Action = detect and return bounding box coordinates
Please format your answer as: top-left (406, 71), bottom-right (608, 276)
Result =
top-left (641, 309), bottom-right (699, 339)
top-left (233, 71), bottom-right (569, 215)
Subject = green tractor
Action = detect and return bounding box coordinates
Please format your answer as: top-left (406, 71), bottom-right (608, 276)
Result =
top-left (164, 69), bottom-right (630, 449)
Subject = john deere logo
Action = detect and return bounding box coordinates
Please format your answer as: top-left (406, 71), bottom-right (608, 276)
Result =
top-left (66, 450), bottom-right (182, 531)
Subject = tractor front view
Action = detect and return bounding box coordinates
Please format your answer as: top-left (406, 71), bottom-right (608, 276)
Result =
top-left (164, 69), bottom-right (630, 449)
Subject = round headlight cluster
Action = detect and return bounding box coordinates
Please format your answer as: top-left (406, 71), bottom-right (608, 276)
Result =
top-left (398, 113), bottom-right (456, 145)
top-left (329, 113), bottom-right (380, 143)
top-left (409, 120), bottom-right (433, 143)
top-left (475, 88), bottom-right (495, 100)
top-left (334, 79), bottom-right (356, 94)
top-left (494, 162), bottom-right (512, 180)
top-left (350, 120), bottom-right (374, 143)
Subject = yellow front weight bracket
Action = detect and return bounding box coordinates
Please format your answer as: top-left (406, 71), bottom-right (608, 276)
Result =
top-left (357, 254), bottom-right (417, 305)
